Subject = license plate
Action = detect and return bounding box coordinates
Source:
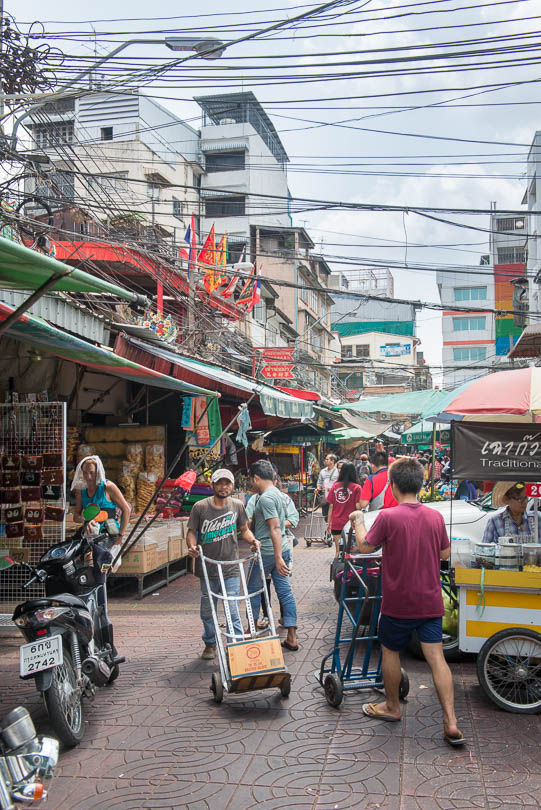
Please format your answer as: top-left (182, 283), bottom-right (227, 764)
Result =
top-left (20, 635), bottom-right (63, 677)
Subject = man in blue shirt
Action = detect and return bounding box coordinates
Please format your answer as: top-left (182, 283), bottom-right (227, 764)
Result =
top-left (248, 460), bottom-right (299, 651)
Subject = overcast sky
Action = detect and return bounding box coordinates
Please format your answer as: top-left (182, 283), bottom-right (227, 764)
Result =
top-left (10, 0), bottom-right (541, 378)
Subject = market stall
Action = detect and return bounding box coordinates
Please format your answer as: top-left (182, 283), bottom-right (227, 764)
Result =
top-left (449, 420), bottom-right (541, 713)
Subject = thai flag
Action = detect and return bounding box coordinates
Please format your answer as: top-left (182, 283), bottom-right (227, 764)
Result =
top-left (179, 223), bottom-right (191, 261)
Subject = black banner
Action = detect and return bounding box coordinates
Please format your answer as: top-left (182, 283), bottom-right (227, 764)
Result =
top-left (452, 421), bottom-right (541, 481)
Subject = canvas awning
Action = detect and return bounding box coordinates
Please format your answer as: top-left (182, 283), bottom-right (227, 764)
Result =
top-left (0, 236), bottom-right (142, 303)
top-left (507, 324), bottom-right (541, 359)
top-left (0, 302), bottom-right (215, 396)
top-left (339, 388), bottom-right (450, 419)
top-left (116, 335), bottom-right (314, 419)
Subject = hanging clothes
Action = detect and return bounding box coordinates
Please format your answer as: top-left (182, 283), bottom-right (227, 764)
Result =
top-left (180, 396), bottom-right (193, 429)
top-left (236, 405), bottom-right (252, 448)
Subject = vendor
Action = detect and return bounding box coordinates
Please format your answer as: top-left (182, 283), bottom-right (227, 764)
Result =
top-left (482, 481), bottom-right (541, 543)
top-left (71, 455), bottom-right (131, 545)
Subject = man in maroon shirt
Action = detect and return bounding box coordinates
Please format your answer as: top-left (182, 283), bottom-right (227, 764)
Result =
top-left (350, 457), bottom-right (464, 746)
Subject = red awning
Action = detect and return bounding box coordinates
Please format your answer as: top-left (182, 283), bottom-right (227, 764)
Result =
top-left (276, 386), bottom-right (320, 402)
top-left (52, 240), bottom-right (241, 320)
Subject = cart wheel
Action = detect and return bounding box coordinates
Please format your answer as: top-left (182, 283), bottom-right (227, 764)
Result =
top-left (324, 673), bottom-right (344, 708)
top-left (211, 672), bottom-right (224, 704)
top-left (326, 537), bottom-right (334, 548)
top-left (305, 540), bottom-right (312, 547)
top-left (476, 628), bottom-right (541, 714)
top-left (280, 674), bottom-right (292, 698)
top-left (399, 667), bottom-right (410, 700)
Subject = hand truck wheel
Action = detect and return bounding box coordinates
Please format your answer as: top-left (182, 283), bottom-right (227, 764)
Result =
top-left (211, 672), bottom-right (224, 703)
top-left (324, 673), bottom-right (344, 708)
top-left (326, 537), bottom-right (334, 548)
top-left (399, 667), bottom-right (409, 700)
top-left (305, 540), bottom-right (312, 547)
top-left (280, 673), bottom-right (292, 698)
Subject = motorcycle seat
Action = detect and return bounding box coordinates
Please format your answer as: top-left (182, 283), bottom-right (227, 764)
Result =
top-left (13, 593), bottom-right (88, 617)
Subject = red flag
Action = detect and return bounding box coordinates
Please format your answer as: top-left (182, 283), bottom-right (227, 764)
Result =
top-left (236, 265), bottom-right (256, 308)
top-left (220, 246), bottom-right (247, 299)
top-left (244, 271), bottom-right (261, 314)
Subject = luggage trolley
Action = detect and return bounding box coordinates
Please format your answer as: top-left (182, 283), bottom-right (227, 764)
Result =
top-left (304, 491), bottom-right (333, 548)
top-left (199, 546), bottom-right (292, 703)
top-left (318, 535), bottom-right (409, 707)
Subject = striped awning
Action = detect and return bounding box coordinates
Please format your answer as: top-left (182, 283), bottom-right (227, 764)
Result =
top-left (200, 142), bottom-right (248, 152)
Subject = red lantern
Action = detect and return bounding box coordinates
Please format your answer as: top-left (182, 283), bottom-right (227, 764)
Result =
top-left (174, 470), bottom-right (196, 492)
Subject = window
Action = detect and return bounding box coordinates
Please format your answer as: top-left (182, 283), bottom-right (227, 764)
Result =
top-left (33, 123), bottom-right (74, 149)
top-left (253, 298), bottom-right (266, 324)
top-left (205, 150), bottom-right (246, 172)
top-left (452, 317), bottom-right (486, 331)
top-left (497, 247), bottom-right (526, 264)
top-left (100, 127), bottom-right (113, 141)
top-left (356, 344), bottom-right (370, 358)
top-left (341, 345), bottom-right (353, 359)
top-left (496, 217), bottom-right (525, 231)
top-left (298, 273), bottom-right (318, 312)
top-left (205, 196), bottom-right (245, 218)
top-left (454, 286), bottom-right (487, 302)
top-left (321, 298), bottom-right (328, 319)
top-left (453, 347), bottom-right (487, 362)
top-left (88, 171), bottom-right (128, 195)
top-left (228, 241), bottom-right (246, 263)
top-left (147, 183), bottom-right (160, 200)
top-left (35, 171), bottom-right (75, 202)
top-left (312, 330), bottom-right (322, 352)
top-left (172, 198), bottom-right (183, 220)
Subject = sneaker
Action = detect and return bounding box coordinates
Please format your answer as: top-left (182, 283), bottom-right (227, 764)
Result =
top-left (201, 645), bottom-right (216, 660)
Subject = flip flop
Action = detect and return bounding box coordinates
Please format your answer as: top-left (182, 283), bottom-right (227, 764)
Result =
top-left (362, 703), bottom-right (401, 722)
top-left (443, 731), bottom-right (466, 747)
top-left (281, 640), bottom-right (299, 651)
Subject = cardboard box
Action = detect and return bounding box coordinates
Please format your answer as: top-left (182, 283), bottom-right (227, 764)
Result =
top-left (168, 537), bottom-right (181, 561)
top-left (117, 543), bottom-right (166, 574)
top-left (227, 635), bottom-right (286, 681)
top-left (7, 547), bottom-right (29, 564)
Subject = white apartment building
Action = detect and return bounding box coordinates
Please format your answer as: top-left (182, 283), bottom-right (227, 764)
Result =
top-left (525, 131), bottom-right (541, 315)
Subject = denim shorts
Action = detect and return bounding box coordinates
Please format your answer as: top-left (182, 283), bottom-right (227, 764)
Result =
top-left (378, 614), bottom-right (442, 651)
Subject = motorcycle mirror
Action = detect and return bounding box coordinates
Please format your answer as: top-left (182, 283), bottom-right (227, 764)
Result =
top-left (83, 504), bottom-right (101, 522)
top-left (95, 509), bottom-right (109, 523)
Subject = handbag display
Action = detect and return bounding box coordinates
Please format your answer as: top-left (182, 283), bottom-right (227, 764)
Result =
top-left (1, 455), bottom-right (20, 471)
top-left (21, 455), bottom-right (43, 471)
top-left (21, 487), bottom-right (41, 502)
top-left (4, 505), bottom-right (23, 523)
top-left (45, 505), bottom-right (64, 522)
top-left (42, 484), bottom-right (61, 501)
top-left (22, 471), bottom-right (41, 487)
top-left (25, 507), bottom-right (43, 523)
top-left (43, 452), bottom-right (62, 468)
top-left (43, 469), bottom-right (63, 486)
top-left (1, 472), bottom-right (21, 487)
top-left (6, 522), bottom-right (24, 539)
top-left (1, 488), bottom-right (21, 505)
top-left (24, 524), bottom-right (43, 542)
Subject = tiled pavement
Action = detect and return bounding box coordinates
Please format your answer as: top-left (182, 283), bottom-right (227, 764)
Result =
top-left (1, 530), bottom-right (541, 809)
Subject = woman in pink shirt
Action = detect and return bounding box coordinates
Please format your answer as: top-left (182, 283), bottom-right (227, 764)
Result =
top-left (326, 463), bottom-right (363, 556)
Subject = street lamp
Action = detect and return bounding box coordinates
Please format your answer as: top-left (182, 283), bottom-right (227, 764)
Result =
top-left (9, 36), bottom-right (226, 148)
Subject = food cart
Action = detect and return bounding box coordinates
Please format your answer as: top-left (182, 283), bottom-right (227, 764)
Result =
top-left (450, 420), bottom-right (541, 713)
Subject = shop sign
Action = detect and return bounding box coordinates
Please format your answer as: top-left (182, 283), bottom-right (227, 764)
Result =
top-left (525, 483), bottom-right (541, 497)
top-left (261, 364), bottom-right (295, 380)
top-left (452, 422), bottom-right (541, 481)
top-left (380, 343), bottom-right (411, 357)
top-left (258, 347), bottom-right (296, 362)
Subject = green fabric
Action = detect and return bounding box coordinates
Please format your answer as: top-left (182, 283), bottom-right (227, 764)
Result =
top-left (330, 427), bottom-right (381, 440)
top-left (400, 421), bottom-right (451, 445)
top-left (339, 388), bottom-right (450, 417)
top-left (0, 302), bottom-right (215, 396)
top-left (207, 395), bottom-right (223, 440)
top-left (331, 320), bottom-right (414, 338)
top-left (0, 236), bottom-right (138, 301)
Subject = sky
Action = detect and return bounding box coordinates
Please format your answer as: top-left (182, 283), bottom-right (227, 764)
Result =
top-left (8, 0), bottom-right (541, 380)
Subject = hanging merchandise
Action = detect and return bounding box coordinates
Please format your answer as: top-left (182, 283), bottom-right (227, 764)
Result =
top-left (194, 396), bottom-right (210, 446)
top-left (224, 435), bottom-right (238, 466)
top-left (180, 396), bottom-right (193, 429)
top-left (236, 404), bottom-right (252, 448)
top-left (207, 396), bottom-right (223, 443)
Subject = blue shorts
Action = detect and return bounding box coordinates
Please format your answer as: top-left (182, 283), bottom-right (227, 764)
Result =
top-left (378, 614), bottom-right (442, 651)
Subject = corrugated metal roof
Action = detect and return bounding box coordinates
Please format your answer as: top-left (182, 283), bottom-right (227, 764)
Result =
top-left (0, 290), bottom-right (108, 344)
top-left (201, 142), bottom-right (248, 152)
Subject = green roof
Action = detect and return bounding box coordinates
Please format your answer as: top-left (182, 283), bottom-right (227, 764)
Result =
top-left (0, 236), bottom-right (140, 302)
top-left (331, 320), bottom-right (415, 338)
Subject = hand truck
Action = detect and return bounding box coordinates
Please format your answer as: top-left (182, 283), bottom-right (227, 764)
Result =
top-left (198, 546), bottom-right (291, 703)
top-left (304, 491), bottom-right (333, 548)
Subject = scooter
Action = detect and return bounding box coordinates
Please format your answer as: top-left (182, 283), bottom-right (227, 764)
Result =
top-left (0, 706), bottom-right (58, 808)
top-left (11, 505), bottom-right (125, 747)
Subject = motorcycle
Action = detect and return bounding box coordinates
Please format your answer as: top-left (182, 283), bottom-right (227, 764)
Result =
top-left (11, 506), bottom-right (125, 747)
top-left (0, 706), bottom-right (58, 808)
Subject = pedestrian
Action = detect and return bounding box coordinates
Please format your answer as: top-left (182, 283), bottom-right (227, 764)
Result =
top-left (356, 453), bottom-right (371, 486)
top-left (245, 464), bottom-right (299, 629)
top-left (428, 456), bottom-right (443, 482)
top-left (326, 462), bottom-right (363, 556)
top-left (350, 457), bottom-right (465, 746)
top-left (482, 480), bottom-right (541, 543)
top-left (72, 455), bottom-right (131, 541)
top-left (186, 468), bottom-right (259, 660)
top-left (316, 453), bottom-right (339, 538)
top-left (359, 451), bottom-right (398, 511)
top-left (247, 459), bottom-right (299, 651)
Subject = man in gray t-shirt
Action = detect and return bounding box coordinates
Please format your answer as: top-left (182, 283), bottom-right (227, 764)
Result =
top-left (187, 469), bottom-right (258, 660)
top-left (248, 460), bottom-right (299, 652)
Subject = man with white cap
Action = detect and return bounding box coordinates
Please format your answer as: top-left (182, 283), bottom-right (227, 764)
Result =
top-left (187, 468), bottom-right (259, 660)
top-left (482, 481), bottom-right (541, 543)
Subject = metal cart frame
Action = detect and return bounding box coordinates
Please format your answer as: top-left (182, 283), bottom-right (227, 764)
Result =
top-left (304, 491), bottom-right (333, 548)
top-left (198, 546), bottom-right (291, 702)
top-left (318, 546), bottom-right (409, 707)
